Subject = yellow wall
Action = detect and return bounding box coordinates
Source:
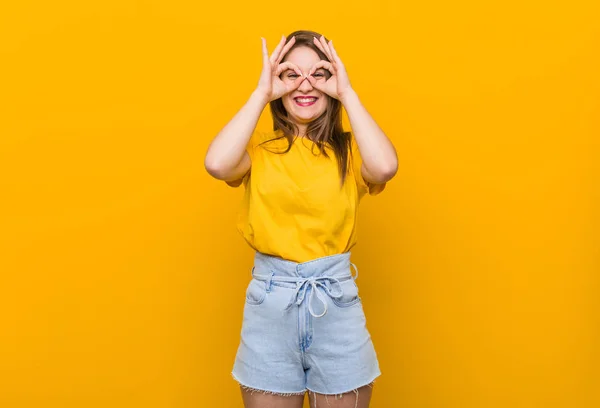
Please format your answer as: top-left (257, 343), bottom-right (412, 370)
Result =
top-left (1, 1), bottom-right (598, 407)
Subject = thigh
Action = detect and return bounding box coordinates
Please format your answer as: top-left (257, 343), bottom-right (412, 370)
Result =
top-left (241, 387), bottom-right (305, 408)
top-left (305, 283), bottom-right (381, 394)
top-left (232, 280), bottom-right (306, 393)
top-left (308, 383), bottom-right (374, 408)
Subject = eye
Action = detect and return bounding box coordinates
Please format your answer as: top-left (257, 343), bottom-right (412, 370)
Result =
top-left (288, 73), bottom-right (300, 78)
top-left (313, 72), bottom-right (325, 77)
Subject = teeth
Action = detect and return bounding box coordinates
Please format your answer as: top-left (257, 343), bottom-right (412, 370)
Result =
top-left (296, 98), bottom-right (316, 103)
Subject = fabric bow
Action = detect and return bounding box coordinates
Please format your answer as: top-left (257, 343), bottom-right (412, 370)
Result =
top-left (284, 276), bottom-right (345, 318)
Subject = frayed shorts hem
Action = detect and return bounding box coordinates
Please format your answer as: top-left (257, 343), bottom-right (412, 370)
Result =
top-left (231, 371), bottom-right (306, 396)
top-left (306, 372), bottom-right (381, 396)
top-left (231, 370), bottom-right (381, 397)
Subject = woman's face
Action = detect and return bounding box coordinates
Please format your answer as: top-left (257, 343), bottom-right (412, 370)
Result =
top-left (280, 46), bottom-right (329, 131)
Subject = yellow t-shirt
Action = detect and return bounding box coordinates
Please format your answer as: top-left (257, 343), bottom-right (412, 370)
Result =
top-left (226, 129), bottom-right (386, 263)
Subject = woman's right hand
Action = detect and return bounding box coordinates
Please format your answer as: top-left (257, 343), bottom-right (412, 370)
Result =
top-left (255, 36), bottom-right (305, 103)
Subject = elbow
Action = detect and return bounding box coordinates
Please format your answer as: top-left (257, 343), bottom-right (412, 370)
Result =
top-left (204, 155), bottom-right (227, 180)
top-left (362, 156), bottom-right (398, 184)
top-left (205, 153), bottom-right (247, 181)
top-left (385, 159), bottom-right (399, 181)
top-left (373, 159), bottom-right (398, 184)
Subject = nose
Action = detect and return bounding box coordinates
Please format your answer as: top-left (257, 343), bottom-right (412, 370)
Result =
top-left (297, 75), bottom-right (313, 92)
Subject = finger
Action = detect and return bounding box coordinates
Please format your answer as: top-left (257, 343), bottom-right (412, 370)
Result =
top-left (326, 39), bottom-right (337, 61)
top-left (275, 61), bottom-right (302, 77)
top-left (308, 60), bottom-right (335, 76)
top-left (312, 36), bottom-right (331, 61)
top-left (289, 76), bottom-right (306, 92)
top-left (306, 75), bottom-right (325, 92)
top-left (329, 40), bottom-right (344, 65)
top-left (261, 37), bottom-right (269, 65)
top-left (269, 35), bottom-right (287, 66)
top-left (283, 73), bottom-right (306, 94)
top-left (319, 35), bottom-right (335, 61)
top-left (260, 38), bottom-right (272, 84)
top-left (289, 63), bottom-right (303, 77)
top-left (275, 36), bottom-right (296, 66)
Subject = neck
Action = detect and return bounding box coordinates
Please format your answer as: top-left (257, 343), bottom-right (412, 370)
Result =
top-left (297, 127), bottom-right (308, 138)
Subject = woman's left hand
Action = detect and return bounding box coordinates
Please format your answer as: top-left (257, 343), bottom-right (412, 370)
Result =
top-left (306, 36), bottom-right (354, 102)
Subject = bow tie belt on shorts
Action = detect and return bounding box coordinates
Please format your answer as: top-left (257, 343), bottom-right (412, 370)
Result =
top-left (252, 262), bottom-right (359, 318)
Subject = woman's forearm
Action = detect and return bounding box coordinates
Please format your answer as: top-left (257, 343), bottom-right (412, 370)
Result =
top-left (204, 90), bottom-right (268, 179)
top-left (341, 89), bottom-right (398, 183)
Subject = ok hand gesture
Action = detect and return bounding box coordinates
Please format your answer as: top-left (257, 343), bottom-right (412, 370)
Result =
top-left (255, 36), bottom-right (305, 103)
top-left (306, 36), bottom-right (354, 102)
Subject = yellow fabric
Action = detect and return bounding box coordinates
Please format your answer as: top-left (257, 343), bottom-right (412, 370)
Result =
top-left (226, 129), bottom-right (386, 263)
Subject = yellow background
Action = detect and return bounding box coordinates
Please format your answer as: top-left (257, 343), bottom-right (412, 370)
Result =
top-left (1, 1), bottom-right (598, 407)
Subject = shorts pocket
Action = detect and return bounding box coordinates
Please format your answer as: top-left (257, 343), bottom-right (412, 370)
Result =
top-left (245, 278), bottom-right (267, 306)
top-left (331, 278), bottom-right (361, 308)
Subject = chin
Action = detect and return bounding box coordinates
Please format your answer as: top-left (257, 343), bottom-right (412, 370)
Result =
top-left (285, 103), bottom-right (327, 123)
top-left (296, 111), bottom-right (320, 121)
top-left (292, 113), bottom-right (320, 126)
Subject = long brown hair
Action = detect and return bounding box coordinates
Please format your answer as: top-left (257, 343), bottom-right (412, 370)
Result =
top-left (260, 30), bottom-right (353, 188)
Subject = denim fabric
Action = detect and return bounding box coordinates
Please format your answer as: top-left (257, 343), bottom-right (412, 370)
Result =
top-left (231, 251), bottom-right (381, 395)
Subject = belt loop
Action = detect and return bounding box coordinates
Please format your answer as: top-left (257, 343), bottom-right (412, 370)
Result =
top-left (350, 262), bottom-right (359, 280)
top-left (265, 271), bottom-right (275, 292)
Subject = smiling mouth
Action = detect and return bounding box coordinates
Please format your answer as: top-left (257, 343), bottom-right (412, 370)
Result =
top-left (294, 97), bottom-right (318, 107)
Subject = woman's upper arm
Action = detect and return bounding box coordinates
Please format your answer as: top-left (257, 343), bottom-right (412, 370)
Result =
top-left (224, 150), bottom-right (252, 187)
top-left (351, 135), bottom-right (387, 196)
top-left (221, 130), bottom-right (262, 188)
top-left (360, 162), bottom-right (387, 195)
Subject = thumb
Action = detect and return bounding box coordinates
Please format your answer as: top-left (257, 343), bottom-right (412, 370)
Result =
top-left (306, 75), bottom-right (323, 91)
top-left (294, 75), bottom-right (307, 88)
top-left (286, 76), bottom-right (305, 93)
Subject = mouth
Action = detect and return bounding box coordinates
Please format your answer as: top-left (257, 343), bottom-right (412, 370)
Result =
top-left (293, 96), bottom-right (318, 107)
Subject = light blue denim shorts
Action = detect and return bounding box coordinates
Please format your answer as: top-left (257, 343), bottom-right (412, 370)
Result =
top-left (231, 251), bottom-right (381, 395)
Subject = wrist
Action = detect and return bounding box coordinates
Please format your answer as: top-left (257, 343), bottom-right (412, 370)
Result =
top-left (339, 87), bottom-right (358, 105)
top-left (251, 89), bottom-right (270, 106)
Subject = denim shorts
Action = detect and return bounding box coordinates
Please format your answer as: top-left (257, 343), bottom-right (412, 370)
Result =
top-left (231, 251), bottom-right (381, 395)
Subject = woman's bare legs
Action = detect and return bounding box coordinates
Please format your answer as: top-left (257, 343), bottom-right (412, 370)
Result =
top-left (240, 386), bottom-right (305, 408)
top-left (239, 381), bottom-right (374, 407)
top-left (308, 382), bottom-right (374, 408)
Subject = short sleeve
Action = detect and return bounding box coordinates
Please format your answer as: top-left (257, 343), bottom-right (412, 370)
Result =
top-left (225, 130), bottom-right (262, 188)
top-left (351, 135), bottom-right (387, 196)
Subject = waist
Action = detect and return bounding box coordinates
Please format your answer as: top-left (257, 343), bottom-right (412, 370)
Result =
top-left (251, 251), bottom-right (360, 318)
top-left (252, 251), bottom-right (355, 280)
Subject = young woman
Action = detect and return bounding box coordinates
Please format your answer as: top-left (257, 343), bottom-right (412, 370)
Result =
top-left (205, 30), bottom-right (398, 408)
